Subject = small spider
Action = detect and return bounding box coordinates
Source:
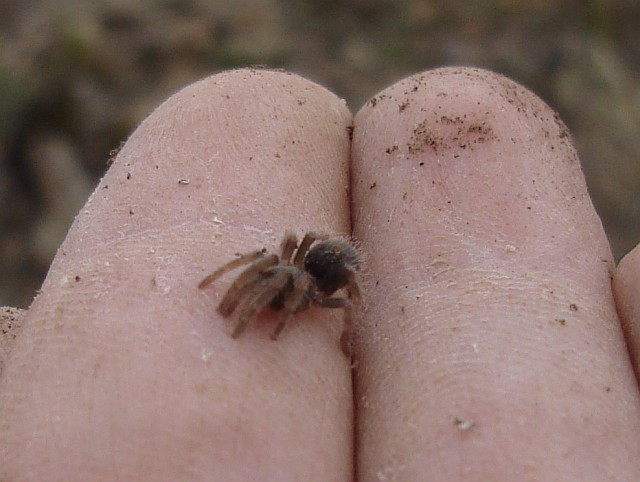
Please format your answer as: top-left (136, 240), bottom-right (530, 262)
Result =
top-left (198, 231), bottom-right (362, 354)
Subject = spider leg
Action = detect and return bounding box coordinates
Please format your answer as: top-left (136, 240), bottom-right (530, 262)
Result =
top-left (345, 268), bottom-right (362, 304)
top-left (270, 320), bottom-right (287, 340)
top-left (233, 270), bottom-right (292, 338)
top-left (270, 272), bottom-right (312, 340)
top-left (198, 249), bottom-right (267, 289)
top-left (317, 297), bottom-right (354, 355)
top-left (217, 254), bottom-right (279, 316)
top-left (280, 231), bottom-right (298, 263)
top-left (292, 231), bottom-right (329, 267)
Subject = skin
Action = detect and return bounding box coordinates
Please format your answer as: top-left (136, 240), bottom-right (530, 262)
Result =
top-left (1, 67), bottom-right (639, 480)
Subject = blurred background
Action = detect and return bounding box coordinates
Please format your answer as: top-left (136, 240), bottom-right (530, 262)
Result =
top-left (1, 0), bottom-right (639, 308)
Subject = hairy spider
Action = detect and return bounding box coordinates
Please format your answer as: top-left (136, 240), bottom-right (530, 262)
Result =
top-left (198, 231), bottom-right (361, 354)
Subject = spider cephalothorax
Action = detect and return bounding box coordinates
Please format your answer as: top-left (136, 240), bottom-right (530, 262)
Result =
top-left (198, 231), bottom-right (361, 354)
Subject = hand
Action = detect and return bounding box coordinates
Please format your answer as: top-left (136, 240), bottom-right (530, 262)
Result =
top-left (2, 67), bottom-right (640, 480)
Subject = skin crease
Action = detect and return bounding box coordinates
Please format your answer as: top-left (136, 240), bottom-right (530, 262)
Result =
top-left (0, 67), bottom-right (639, 481)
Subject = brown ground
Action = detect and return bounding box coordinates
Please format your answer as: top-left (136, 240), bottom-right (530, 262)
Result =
top-left (1, 0), bottom-right (639, 308)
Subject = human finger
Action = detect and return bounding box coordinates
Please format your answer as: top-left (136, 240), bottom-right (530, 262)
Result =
top-left (0, 69), bottom-right (354, 481)
top-left (352, 67), bottom-right (640, 480)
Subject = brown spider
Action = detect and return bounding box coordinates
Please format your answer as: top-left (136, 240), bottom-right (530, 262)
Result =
top-left (198, 231), bottom-right (362, 354)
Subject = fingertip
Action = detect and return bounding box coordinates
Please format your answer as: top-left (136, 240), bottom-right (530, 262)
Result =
top-left (56, 68), bottom-right (353, 261)
top-left (1, 68), bottom-right (355, 480)
top-left (352, 67), bottom-right (640, 479)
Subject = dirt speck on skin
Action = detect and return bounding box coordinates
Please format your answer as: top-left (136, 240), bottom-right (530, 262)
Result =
top-left (0, 307), bottom-right (27, 375)
top-left (569, 303), bottom-right (578, 312)
top-left (407, 113), bottom-right (496, 155)
top-left (368, 93), bottom-right (392, 108)
top-left (0, 307), bottom-right (25, 337)
top-left (454, 416), bottom-right (476, 431)
top-left (107, 142), bottom-right (125, 166)
top-left (553, 111), bottom-right (574, 147)
top-left (347, 125), bottom-right (354, 140)
top-left (408, 120), bottom-right (442, 153)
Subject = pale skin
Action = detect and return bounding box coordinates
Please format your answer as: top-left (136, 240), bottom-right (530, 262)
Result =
top-left (1, 67), bottom-right (640, 480)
